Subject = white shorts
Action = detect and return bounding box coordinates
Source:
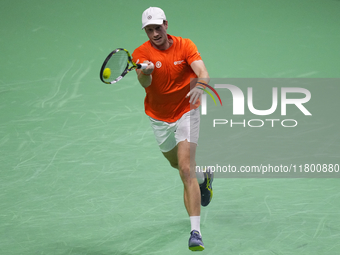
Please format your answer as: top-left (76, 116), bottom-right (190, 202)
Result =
top-left (149, 108), bottom-right (200, 152)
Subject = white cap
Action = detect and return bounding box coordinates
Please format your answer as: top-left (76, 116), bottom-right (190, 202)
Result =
top-left (141, 7), bottom-right (166, 29)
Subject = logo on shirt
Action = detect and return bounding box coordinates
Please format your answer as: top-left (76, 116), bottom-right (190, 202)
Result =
top-left (156, 61), bottom-right (162, 68)
top-left (174, 60), bottom-right (184, 65)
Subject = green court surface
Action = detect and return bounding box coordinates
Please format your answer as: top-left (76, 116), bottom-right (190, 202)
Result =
top-left (1, 0), bottom-right (340, 254)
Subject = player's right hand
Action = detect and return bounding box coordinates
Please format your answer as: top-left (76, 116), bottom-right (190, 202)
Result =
top-left (142, 60), bottom-right (154, 75)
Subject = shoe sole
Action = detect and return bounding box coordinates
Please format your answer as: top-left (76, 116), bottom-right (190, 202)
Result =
top-left (189, 245), bottom-right (205, 251)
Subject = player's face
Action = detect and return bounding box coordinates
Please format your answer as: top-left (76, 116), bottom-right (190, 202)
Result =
top-left (145, 21), bottom-right (169, 50)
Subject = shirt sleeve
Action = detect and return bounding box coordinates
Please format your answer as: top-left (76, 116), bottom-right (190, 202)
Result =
top-left (185, 39), bottom-right (202, 65)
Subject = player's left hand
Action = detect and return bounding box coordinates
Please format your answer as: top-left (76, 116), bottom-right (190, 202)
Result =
top-left (186, 85), bottom-right (204, 104)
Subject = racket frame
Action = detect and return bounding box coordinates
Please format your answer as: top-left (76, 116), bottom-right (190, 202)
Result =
top-left (100, 48), bottom-right (145, 84)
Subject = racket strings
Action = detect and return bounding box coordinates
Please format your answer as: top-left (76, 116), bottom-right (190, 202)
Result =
top-left (103, 50), bottom-right (129, 82)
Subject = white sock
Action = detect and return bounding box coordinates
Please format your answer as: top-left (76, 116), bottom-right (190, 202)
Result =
top-left (195, 168), bottom-right (205, 185)
top-left (190, 216), bottom-right (201, 234)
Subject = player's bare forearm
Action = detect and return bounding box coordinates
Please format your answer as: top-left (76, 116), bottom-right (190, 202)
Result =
top-left (186, 60), bottom-right (210, 104)
top-left (137, 70), bottom-right (152, 88)
top-left (191, 60), bottom-right (210, 84)
top-left (137, 61), bottom-right (154, 88)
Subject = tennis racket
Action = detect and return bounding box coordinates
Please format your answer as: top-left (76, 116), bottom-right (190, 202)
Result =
top-left (99, 48), bottom-right (149, 84)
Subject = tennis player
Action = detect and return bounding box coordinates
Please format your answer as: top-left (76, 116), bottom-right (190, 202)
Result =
top-left (132, 7), bottom-right (213, 251)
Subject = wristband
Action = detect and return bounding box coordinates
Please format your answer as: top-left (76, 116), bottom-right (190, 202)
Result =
top-left (196, 80), bottom-right (207, 89)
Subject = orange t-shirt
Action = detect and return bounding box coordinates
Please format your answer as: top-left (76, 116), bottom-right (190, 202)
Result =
top-left (132, 35), bottom-right (202, 122)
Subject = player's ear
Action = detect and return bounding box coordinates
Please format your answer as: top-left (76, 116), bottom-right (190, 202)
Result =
top-left (163, 20), bottom-right (168, 29)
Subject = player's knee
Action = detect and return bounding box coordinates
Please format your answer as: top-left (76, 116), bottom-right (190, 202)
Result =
top-left (179, 164), bottom-right (192, 182)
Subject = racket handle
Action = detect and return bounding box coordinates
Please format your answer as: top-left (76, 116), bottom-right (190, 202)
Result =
top-left (138, 63), bottom-right (148, 69)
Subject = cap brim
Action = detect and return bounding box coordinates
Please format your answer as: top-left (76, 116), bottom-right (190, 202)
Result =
top-left (141, 19), bottom-right (164, 29)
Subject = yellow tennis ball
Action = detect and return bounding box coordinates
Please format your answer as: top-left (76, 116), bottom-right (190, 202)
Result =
top-left (103, 68), bottom-right (111, 79)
